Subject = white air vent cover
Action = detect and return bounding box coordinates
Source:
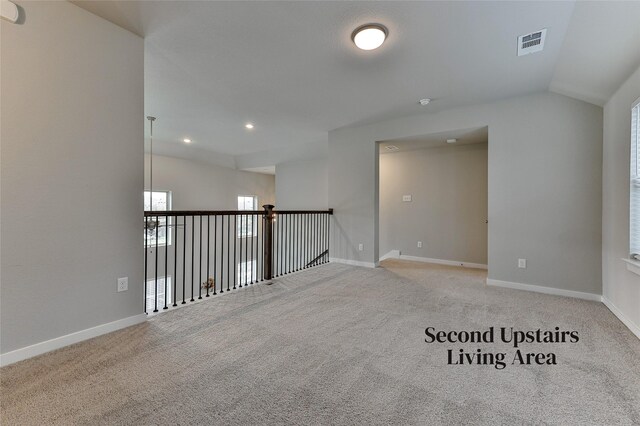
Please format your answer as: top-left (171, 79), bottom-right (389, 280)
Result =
top-left (385, 145), bottom-right (399, 151)
top-left (517, 29), bottom-right (547, 56)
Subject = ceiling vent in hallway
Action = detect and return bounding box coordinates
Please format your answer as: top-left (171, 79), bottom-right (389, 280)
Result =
top-left (385, 145), bottom-right (399, 152)
top-left (517, 29), bottom-right (547, 56)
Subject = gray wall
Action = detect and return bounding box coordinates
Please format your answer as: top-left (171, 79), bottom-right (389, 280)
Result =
top-left (329, 92), bottom-right (603, 294)
top-left (603, 63), bottom-right (640, 331)
top-left (1, 2), bottom-right (144, 353)
top-left (275, 157), bottom-right (328, 209)
top-left (379, 143), bottom-right (488, 264)
top-left (146, 154), bottom-right (275, 210)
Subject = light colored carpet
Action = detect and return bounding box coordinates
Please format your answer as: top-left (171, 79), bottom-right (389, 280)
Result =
top-left (1, 260), bottom-right (639, 425)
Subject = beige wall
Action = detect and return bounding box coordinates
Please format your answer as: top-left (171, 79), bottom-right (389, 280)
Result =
top-left (275, 157), bottom-right (328, 210)
top-left (1, 2), bottom-right (144, 355)
top-left (379, 143), bottom-right (488, 264)
top-left (146, 154), bottom-right (275, 210)
top-left (603, 63), bottom-right (640, 335)
top-left (329, 92), bottom-right (603, 294)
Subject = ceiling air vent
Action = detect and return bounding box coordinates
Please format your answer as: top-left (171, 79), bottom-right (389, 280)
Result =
top-left (517, 29), bottom-right (546, 56)
top-left (385, 145), bottom-right (399, 152)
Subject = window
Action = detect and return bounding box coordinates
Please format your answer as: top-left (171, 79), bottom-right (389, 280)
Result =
top-left (237, 195), bottom-right (258, 238)
top-left (144, 190), bottom-right (172, 247)
top-left (145, 276), bottom-right (172, 313)
top-left (630, 98), bottom-right (640, 259)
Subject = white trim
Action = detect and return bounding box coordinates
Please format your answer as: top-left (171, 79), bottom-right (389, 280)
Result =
top-left (329, 258), bottom-right (377, 268)
top-left (0, 314), bottom-right (147, 367)
top-left (379, 250), bottom-right (487, 270)
top-left (602, 296), bottom-right (640, 340)
top-left (622, 258), bottom-right (640, 277)
top-left (486, 278), bottom-right (601, 301)
top-left (399, 255), bottom-right (487, 270)
top-left (379, 250), bottom-right (400, 261)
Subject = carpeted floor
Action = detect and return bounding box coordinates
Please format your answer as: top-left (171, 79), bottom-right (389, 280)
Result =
top-left (1, 260), bottom-right (639, 425)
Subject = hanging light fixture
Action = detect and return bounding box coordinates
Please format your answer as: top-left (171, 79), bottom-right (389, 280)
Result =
top-left (145, 116), bottom-right (158, 235)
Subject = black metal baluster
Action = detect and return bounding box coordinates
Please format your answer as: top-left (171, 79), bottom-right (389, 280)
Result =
top-left (206, 215), bottom-right (210, 297)
top-left (198, 215), bottom-right (203, 299)
top-left (144, 216), bottom-right (148, 314)
top-left (220, 215), bottom-right (225, 293)
top-left (244, 214), bottom-right (248, 286)
top-left (297, 214), bottom-right (301, 271)
top-left (235, 214), bottom-right (244, 288)
top-left (326, 213), bottom-right (330, 263)
top-left (164, 216), bottom-right (169, 309)
top-left (305, 214), bottom-right (309, 268)
top-left (154, 215), bottom-right (159, 313)
top-left (279, 213), bottom-right (283, 276)
top-left (260, 212), bottom-right (264, 281)
top-left (250, 213), bottom-right (254, 284)
top-left (182, 215), bottom-right (186, 304)
top-left (227, 215), bottom-right (231, 292)
top-left (233, 215), bottom-right (237, 290)
top-left (213, 215), bottom-right (217, 295)
top-left (288, 214), bottom-right (292, 273)
top-left (173, 215), bottom-right (178, 307)
top-left (191, 215), bottom-right (195, 302)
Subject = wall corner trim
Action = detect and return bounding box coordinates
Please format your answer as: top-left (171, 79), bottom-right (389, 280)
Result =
top-left (602, 296), bottom-right (640, 340)
top-left (0, 314), bottom-right (147, 367)
top-left (486, 278), bottom-right (601, 301)
top-left (329, 258), bottom-right (377, 268)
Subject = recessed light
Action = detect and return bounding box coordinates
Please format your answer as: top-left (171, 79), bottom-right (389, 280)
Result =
top-left (352, 24), bottom-right (388, 51)
top-left (419, 98), bottom-right (431, 106)
top-left (446, 138), bottom-right (457, 144)
top-left (183, 138), bottom-right (192, 143)
top-left (245, 123), bottom-right (254, 129)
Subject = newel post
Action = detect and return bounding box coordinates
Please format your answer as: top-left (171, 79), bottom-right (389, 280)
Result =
top-left (263, 204), bottom-right (275, 280)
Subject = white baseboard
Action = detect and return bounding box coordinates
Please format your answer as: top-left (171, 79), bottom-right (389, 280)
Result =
top-left (329, 258), bottom-right (377, 268)
top-left (0, 313), bottom-right (147, 367)
top-left (379, 251), bottom-right (487, 270)
top-left (602, 296), bottom-right (640, 340)
top-left (379, 250), bottom-right (400, 261)
top-left (486, 278), bottom-right (601, 302)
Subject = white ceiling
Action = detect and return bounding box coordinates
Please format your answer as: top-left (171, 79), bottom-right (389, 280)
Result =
top-left (380, 127), bottom-right (488, 153)
top-left (72, 1), bottom-right (640, 163)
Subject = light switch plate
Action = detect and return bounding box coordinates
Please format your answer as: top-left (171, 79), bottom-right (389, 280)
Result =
top-left (518, 259), bottom-right (527, 269)
top-left (417, 241), bottom-right (422, 248)
top-left (358, 243), bottom-right (364, 251)
top-left (402, 195), bottom-right (412, 202)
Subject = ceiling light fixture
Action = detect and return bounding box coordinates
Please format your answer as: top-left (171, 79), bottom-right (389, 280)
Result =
top-left (419, 98), bottom-right (431, 106)
top-left (183, 138), bottom-right (192, 143)
top-left (245, 123), bottom-right (254, 129)
top-left (352, 24), bottom-right (388, 51)
top-left (446, 138), bottom-right (457, 144)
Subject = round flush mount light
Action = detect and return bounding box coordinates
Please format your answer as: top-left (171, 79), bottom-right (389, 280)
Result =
top-left (183, 138), bottom-right (192, 143)
top-left (419, 98), bottom-right (431, 106)
top-left (352, 24), bottom-right (388, 51)
top-left (245, 123), bottom-right (254, 129)
top-left (446, 138), bottom-right (457, 144)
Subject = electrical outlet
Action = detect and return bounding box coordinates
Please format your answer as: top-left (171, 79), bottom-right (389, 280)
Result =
top-left (518, 259), bottom-right (527, 269)
top-left (117, 277), bottom-right (128, 292)
top-left (358, 243), bottom-right (364, 251)
top-left (402, 195), bottom-right (412, 202)
top-left (417, 241), bottom-right (422, 248)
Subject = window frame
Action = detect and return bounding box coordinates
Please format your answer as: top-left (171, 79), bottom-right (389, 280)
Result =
top-left (629, 97), bottom-right (640, 258)
top-left (237, 195), bottom-right (258, 238)
top-left (144, 190), bottom-right (172, 247)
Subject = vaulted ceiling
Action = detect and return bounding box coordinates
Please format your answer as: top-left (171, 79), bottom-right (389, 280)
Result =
top-left (73, 1), bottom-right (640, 161)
